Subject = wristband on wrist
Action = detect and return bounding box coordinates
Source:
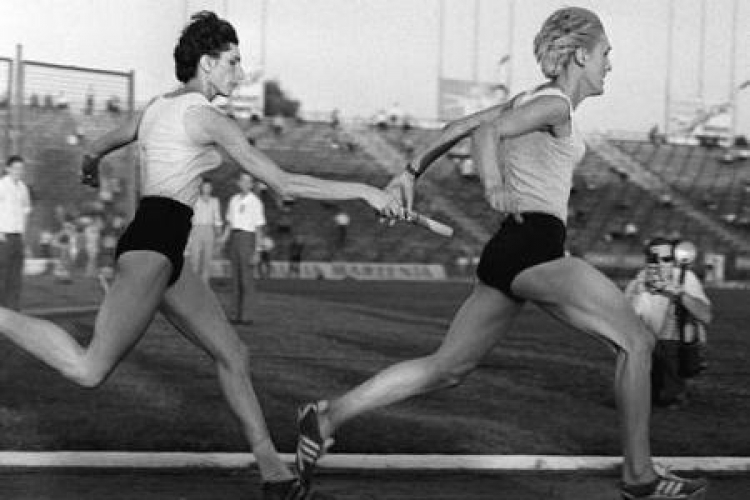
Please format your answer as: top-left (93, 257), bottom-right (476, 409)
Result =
top-left (405, 163), bottom-right (421, 178)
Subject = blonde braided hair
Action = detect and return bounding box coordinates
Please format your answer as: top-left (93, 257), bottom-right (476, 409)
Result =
top-left (533, 7), bottom-right (604, 79)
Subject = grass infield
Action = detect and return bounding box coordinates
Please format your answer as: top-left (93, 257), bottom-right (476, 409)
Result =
top-left (1, 278), bottom-right (748, 458)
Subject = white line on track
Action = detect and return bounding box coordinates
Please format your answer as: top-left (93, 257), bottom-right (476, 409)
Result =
top-left (0, 453), bottom-right (748, 472)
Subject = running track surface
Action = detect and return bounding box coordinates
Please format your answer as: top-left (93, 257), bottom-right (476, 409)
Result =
top-left (0, 469), bottom-right (747, 499)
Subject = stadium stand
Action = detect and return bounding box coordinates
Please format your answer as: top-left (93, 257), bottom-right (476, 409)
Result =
top-left (7, 97), bottom-right (750, 279)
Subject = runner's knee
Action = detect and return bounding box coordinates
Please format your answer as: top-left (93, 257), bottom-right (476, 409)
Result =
top-left (66, 362), bottom-right (110, 388)
top-left (428, 355), bottom-right (478, 389)
top-left (619, 328), bottom-right (656, 358)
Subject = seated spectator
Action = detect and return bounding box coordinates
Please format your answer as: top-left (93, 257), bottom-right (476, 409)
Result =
top-left (374, 110), bottom-right (388, 130)
top-left (85, 86), bottom-right (95, 115)
top-left (659, 192), bottom-right (674, 207)
top-left (106, 95), bottom-right (122, 113)
top-left (648, 124), bottom-right (664, 146)
top-left (334, 209), bottom-right (350, 249)
top-left (624, 222), bottom-right (639, 238)
top-left (56, 91), bottom-right (69, 109)
top-left (388, 102), bottom-right (403, 127)
top-left (272, 114), bottom-right (285, 135)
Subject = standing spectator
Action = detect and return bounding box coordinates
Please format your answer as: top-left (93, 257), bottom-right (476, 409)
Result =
top-left (288, 234), bottom-right (304, 278)
top-left (257, 234), bottom-right (275, 279)
top-left (85, 85), bottom-right (95, 115)
top-left (188, 178), bottom-right (222, 284)
top-left (0, 155), bottom-right (32, 310)
top-left (624, 238), bottom-right (712, 408)
top-left (82, 215), bottom-right (104, 278)
top-left (53, 220), bottom-right (77, 283)
top-left (330, 108), bottom-right (341, 129)
top-left (334, 209), bottom-right (350, 250)
top-left (222, 172), bottom-right (266, 324)
top-left (98, 214), bottom-right (126, 289)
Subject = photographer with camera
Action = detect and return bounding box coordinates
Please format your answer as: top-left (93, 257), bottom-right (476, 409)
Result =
top-left (625, 237), bottom-right (712, 408)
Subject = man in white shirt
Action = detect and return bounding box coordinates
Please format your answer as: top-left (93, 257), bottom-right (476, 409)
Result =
top-left (624, 238), bottom-right (712, 407)
top-left (0, 156), bottom-right (32, 310)
top-left (188, 178), bottom-right (222, 284)
top-left (222, 173), bottom-right (265, 324)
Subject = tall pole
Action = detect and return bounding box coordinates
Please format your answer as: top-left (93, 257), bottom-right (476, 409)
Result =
top-left (11, 44), bottom-right (23, 156)
top-left (506, 0), bottom-right (515, 94)
top-left (728, 0), bottom-right (739, 142)
top-left (664, 0), bottom-right (675, 135)
top-left (259, 0), bottom-right (268, 71)
top-left (697, 0), bottom-right (706, 100)
top-left (472, 0), bottom-right (480, 84)
top-left (436, 0), bottom-right (445, 120)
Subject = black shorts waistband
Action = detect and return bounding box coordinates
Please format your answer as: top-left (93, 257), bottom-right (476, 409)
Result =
top-left (138, 196), bottom-right (194, 219)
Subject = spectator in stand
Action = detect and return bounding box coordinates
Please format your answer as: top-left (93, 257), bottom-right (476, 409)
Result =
top-left (624, 222), bottom-right (639, 239)
top-left (188, 178), bottom-right (223, 284)
top-left (0, 155), bottom-right (32, 310)
top-left (334, 208), bottom-right (350, 250)
top-left (222, 172), bottom-right (266, 325)
top-left (388, 102), bottom-right (404, 127)
top-left (106, 95), bottom-right (122, 113)
top-left (624, 238), bottom-right (711, 408)
top-left (648, 124), bottom-right (664, 146)
top-left (53, 220), bottom-right (77, 283)
top-left (271, 114), bottom-right (285, 136)
top-left (85, 86), bottom-right (95, 115)
top-left (374, 110), bottom-right (389, 130)
top-left (56, 91), bottom-right (70, 109)
top-left (98, 214), bottom-right (126, 287)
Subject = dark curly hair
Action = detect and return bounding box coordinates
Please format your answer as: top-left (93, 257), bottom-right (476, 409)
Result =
top-left (173, 11), bottom-right (239, 83)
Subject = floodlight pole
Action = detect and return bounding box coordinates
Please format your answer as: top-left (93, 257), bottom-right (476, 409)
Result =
top-left (11, 44), bottom-right (23, 156)
top-left (259, 0), bottom-right (268, 72)
top-left (472, 0), bottom-right (480, 84)
top-left (728, 0), bottom-right (739, 142)
top-left (436, 0), bottom-right (445, 120)
top-left (697, 0), bottom-right (706, 100)
top-left (506, 0), bottom-right (514, 94)
top-left (664, 0), bottom-right (675, 136)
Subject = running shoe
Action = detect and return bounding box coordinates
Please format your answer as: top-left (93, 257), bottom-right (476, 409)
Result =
top-left (620, 468), bottom-right (708, 499)
top-left (295, 402), bottom-right (333, 487)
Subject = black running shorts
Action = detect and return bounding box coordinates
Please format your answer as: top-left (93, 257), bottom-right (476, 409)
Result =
top-left (476, 212), bottom-right (566, 302)
top-left (115, 196), bottom-right (193, 286)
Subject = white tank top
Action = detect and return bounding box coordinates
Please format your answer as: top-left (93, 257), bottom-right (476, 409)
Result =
top-left (480, 87), bottom-right (586, 223)
top-left (137, 93), bottom-right (222, 207)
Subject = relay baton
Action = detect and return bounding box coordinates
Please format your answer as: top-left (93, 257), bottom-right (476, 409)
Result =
top-left (406, 211), bottom-right (454, 238)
